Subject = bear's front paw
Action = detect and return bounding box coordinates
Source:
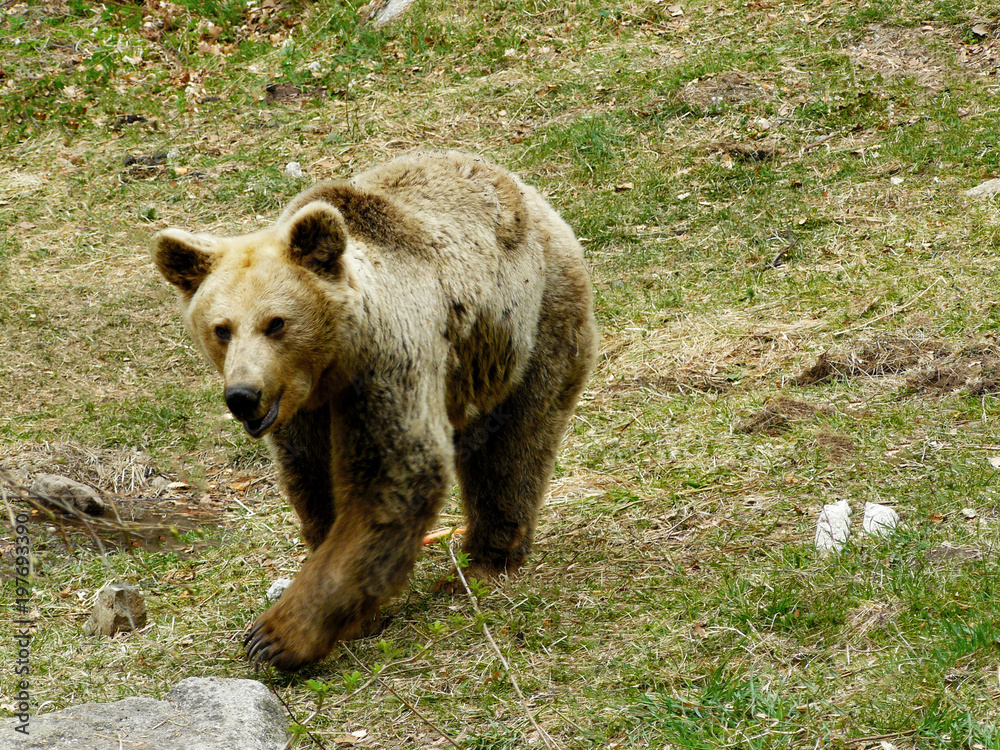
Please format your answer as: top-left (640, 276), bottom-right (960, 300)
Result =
top-left (244, 591), bottom-right (382, 671)
top-left (244, 606), bottom-right (333, 671)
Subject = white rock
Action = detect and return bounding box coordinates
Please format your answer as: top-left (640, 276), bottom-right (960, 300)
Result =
top-left (283, 161), bottom-right (304, 179)
top-left (862, 502), bottom-right (899, 537)
top-left (815, 499), bottom-right (851, 554)
top-left (266, 578), bottom-right (292, 602)
top-left (372, 0), bottom-right (416, 27)
top-left (966, 178), bottom-right (1000, 198)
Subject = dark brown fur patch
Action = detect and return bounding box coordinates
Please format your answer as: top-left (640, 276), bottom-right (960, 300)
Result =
top-left (445, 312), bottom-right (520, 421)
top-left (287, 205), bottom-right (348, 276)
top-left (487, 171), bottom-right (528, 253)
top-left (284, 182), bottom-right (431, 257)
top-left (154, 234), bottom-right (215, 295)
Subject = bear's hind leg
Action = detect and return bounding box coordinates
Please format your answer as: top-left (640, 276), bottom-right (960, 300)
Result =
top-left (269, 403), bottom-right (335, 551)
top-left (456, 347), bottom-right (592, 578)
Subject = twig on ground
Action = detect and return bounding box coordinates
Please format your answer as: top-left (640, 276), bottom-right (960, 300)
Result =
top-left (447, 543), bottom-right (562, 750)
top-left (850, 728), bottom-right (918, 744)
top-left (341, 645), bottom-right (464, 750)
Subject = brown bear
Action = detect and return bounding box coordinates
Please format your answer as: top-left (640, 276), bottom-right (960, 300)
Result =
top-left (152, 150), bottom-right (598, 670)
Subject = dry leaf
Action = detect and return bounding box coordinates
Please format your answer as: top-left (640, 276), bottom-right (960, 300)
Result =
top-left (615, 182), bottom-right (634, 192)
top-left (667, 4), bottom-right (684, 16)
top-left (197, 41), bottom-right (223, 56)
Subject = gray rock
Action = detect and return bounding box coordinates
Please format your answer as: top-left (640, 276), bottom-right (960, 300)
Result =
top-left (6, 677), bottom-right (289, 750)
top-left (266, 577), bottom-right (293, 602)
top-left (31, 473), bottom-right (105, 516)
top-left (966, 178), bottom-right (1000, 198)
top-left (83, 583), bottom-right (147, 636)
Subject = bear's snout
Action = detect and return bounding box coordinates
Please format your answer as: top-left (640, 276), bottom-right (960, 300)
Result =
top-left (225, 384), bottom-right (263, 421)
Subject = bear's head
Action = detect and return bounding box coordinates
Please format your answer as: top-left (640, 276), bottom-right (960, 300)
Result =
top-left (152, 201), bottom-right (360, 438)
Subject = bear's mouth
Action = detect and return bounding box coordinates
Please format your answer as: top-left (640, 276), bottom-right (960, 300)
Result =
top-left (242, 394), bottom-right (281, 438)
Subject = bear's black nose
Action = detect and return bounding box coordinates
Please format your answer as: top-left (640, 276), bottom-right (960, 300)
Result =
top-left (225, 385), bottom-right (262, 421)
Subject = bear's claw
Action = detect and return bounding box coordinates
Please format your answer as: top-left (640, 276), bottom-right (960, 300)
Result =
top-left (244, 622), bottom-right (308, 671)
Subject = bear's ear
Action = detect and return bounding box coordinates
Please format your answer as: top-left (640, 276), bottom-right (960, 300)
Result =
top-left (152, 228), bottom-right (217, 296)
top-left (285, 201), bottom-right (347, 276)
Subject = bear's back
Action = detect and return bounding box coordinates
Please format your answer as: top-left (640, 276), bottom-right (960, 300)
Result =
top-left (353, 151), bottom-right (529, 256)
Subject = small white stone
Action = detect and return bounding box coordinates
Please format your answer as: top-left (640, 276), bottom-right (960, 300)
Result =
top-left (862, 502), bottom-right (899, 537)
top-left (815, 498), bottom-right (851, 554)
top-left (284, 161), bottom-right (304, 179)
top-left (266, 578), bottom-right (293, 601)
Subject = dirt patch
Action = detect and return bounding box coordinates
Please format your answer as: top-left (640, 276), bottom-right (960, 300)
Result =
top-left (812, 430), bottom-right (856, 462)
top-left (794, 335), bottom-right (948, 385)
top-left (735, 395), bottom-right (832, 435)
top-left (599, 315), bottom-right (827, 405)
top-left (679, 71), bottom-right (776, 111)
top-left (955, 28), bottom-right (1000, 77)
top-left (925, 542), bottom-right (984, 563)
top-left (613, 370), bottom-right (736, 395)
top-left (848, 26), bottom-right (953, 91)
top-left (795, 334), bottom-right (1000, 395)
top-left (905, 342), bottom-right (1000, 395)
top-left (0, 442), bottom-right (160, 495)
top-left (850, 23), bottom-right (1000, 89)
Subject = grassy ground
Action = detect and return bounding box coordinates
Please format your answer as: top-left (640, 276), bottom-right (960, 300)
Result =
top-left (2, 0), bottom-right (1000, 746)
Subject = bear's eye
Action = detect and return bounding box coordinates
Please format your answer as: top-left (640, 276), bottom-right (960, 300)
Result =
top-left (265, 317), bottom-right (285, 337)
top-left (214, 325), bottom-right (231, 343)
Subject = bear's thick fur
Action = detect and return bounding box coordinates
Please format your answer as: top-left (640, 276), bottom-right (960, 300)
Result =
top-left (153, 150), bottom-right (597, 670)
